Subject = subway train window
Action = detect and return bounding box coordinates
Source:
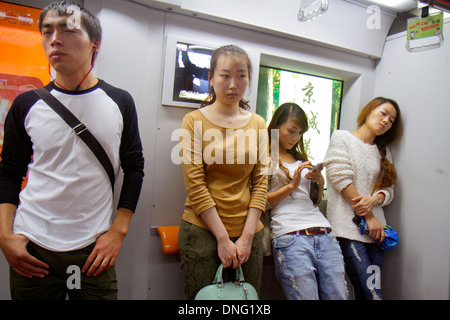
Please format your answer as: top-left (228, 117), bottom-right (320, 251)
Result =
top-left (0, 2), bottom-right (49, 158)
top-left (256, 65), bottom-right (343, 164)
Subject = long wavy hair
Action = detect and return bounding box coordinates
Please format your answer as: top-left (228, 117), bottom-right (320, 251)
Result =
top-left (200, 45), bottom-right (252, 110)
top-left (358, 97), bottom-right (403, 192)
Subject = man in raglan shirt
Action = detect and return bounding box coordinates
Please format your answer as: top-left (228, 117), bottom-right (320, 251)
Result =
top-left (0, 1), bottom-right (144, 299)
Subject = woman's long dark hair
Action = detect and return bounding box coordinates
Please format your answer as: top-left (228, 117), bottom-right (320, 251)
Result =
top-left (357, 97), bottom-right (403, 192)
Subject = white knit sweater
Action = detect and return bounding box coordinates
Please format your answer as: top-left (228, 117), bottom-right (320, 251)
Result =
top-left (323, 130), bottom-right (394, 243)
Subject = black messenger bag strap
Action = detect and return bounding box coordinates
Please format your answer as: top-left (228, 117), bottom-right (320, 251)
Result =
top-left (34, 87), bottom-right (115, 190)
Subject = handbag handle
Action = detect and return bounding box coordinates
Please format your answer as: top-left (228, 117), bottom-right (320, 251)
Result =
top-left (213, 264), bottom-right (246, 286)
top-left (207, 263), bottom-right (254, 299)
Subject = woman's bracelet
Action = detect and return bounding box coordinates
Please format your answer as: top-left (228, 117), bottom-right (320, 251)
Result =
top-left (377, 194), bottom-right (382, 206)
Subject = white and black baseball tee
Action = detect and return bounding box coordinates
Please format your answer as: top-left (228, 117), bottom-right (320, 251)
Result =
top-left (0, 80), bottom-right (144, 251)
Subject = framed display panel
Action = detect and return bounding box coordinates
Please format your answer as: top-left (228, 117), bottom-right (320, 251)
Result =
top-left (161, 35), bottom-right (218, 108)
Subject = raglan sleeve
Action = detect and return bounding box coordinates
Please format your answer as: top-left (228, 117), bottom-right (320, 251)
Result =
top-left (117, 92), bottom-right (145, 212)
top-left (0, 95), bottom-right (33, 205)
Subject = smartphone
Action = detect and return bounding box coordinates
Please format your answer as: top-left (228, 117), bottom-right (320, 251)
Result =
top-left (311, 163), bottom-right (323, 172)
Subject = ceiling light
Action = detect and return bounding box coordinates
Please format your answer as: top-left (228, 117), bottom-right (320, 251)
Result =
top-left (365, 0), bottom-right (418, 11)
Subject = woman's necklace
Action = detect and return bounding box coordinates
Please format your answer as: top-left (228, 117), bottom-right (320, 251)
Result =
top-left (224, 114), bottom-right (236, 124)
top-left (213, 106), bottom-right (241, 124)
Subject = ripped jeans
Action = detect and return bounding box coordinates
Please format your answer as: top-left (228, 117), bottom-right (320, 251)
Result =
top-left (273, 232), bottom-right (348, 300)
top-left (338, 238), bottom-right (384, 300)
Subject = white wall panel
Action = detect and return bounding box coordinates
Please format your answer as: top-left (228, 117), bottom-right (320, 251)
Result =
top-left (131, 0), bottom-right (396, 58)
top-left (374, 20), bottom-right (450, 300)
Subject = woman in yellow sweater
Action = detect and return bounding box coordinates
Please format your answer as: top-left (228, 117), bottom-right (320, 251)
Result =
top-left (178, 45), bottom-right (268, 299)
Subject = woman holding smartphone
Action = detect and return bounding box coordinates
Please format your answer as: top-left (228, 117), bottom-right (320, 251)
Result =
top-left (267, 103), bottom-right (348, 300)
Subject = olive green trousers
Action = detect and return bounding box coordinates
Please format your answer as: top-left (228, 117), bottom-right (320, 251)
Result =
top-left (178, 220), bottom-right (263, 300)
top-left (10, 241), bottom-right (117, 300)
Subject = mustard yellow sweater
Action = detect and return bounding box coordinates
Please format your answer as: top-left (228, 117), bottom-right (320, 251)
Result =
top-left (180, 109), bottom-right (268, 237)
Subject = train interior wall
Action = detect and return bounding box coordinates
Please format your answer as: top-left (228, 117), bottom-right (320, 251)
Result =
top-left (0, 0), bottom-right (448, 300)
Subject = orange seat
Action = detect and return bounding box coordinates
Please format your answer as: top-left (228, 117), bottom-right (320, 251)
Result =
top-left (157, 226), bottom-right (180, 254)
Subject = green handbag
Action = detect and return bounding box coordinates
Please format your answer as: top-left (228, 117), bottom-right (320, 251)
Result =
top-left (194, 264), bottom-right (258, 300)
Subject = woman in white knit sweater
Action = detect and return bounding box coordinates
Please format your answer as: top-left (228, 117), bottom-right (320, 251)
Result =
top-left (324, 97), bottom-right (402, 300)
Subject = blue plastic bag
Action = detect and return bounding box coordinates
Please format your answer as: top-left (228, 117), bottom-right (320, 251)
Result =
top-left (354, 216), bottom-right (399, 251)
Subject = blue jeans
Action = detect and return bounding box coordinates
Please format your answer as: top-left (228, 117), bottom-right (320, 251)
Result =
top-left (273, 232), bottom-right (348, 300)
top-left (338, 238), bottom-right (384, 300)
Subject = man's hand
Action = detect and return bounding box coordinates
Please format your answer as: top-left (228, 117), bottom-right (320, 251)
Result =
top-left (0, 203), bottom-right (49, 278)
top-left (81, 229), bottom-right (125, 276)
top-left (0, 234), bottom-right (49, 278)
top-left (82, 208), bottom-right (133, 276)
